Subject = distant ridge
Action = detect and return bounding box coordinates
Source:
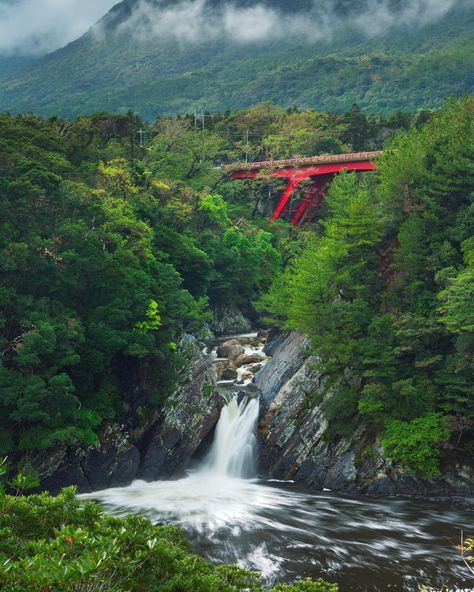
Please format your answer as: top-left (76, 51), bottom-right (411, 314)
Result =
top-left (0, 0), bottom-right (473, 119)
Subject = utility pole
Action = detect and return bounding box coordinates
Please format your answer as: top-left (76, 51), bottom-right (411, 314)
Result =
top-left (128, 111), bottom-right (135, 160)
top-left (245, 129), bottom-right (249, 163)
top-left (194, 110), bottom-right (198, 133)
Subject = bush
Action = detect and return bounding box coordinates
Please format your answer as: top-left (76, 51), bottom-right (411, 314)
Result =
top-left (0, 487), bottom-right (337, 592)
top-left (381, 413), bottom-right (450, 477)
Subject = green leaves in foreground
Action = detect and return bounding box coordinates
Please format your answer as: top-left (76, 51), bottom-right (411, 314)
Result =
top-left (0, 488), bottom-right (337, 592)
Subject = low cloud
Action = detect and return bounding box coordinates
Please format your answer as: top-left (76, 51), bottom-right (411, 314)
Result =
top-left (120, 0), bottom-right (465, 45)
top-left (0, 0), bottom-right (117, 56)
top-left (0, 0), bottom-right (466, 56)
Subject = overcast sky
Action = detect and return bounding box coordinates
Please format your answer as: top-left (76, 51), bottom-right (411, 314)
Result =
top-left (0, 0), bottom-right (467, 57)
top-left (0, 0), bottom-right (118, 56)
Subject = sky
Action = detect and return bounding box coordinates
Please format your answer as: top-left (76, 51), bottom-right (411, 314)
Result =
top-left (0, 0), bottom-right (117, 55)
top-left (0, 0), bottom-right (467, 57)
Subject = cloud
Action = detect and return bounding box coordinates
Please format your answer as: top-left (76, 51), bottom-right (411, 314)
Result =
top-left (0, 0), bottom-right (466, 56)
top-left (0, 0), bottom-right (117, 55)
top-left (119, 0), bottom-right (465, 45)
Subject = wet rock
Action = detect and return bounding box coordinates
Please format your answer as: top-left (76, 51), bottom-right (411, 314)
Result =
top-left (210, 304), bottom-right (252, 336)
top-left (254, 331), bottom-right (310, 413)
top-left (227, 345), bottom-right (246, 360)
top-left (248, 363), bottom-right (263, 374)
top-left (137, 335), bottom-right (221, 481)
top-left (34, 334), bottom-right (221, 492)
top-left (212, 359), bottom-right (229, 379)
top-left (234, 352), bottom-right (266, 367)
top-left (33, 425), bottom-right (141, 494)
top-left (221, 367), bottom-right (238, 380)
top-left (217, 339), bottom-right (244, 359)
top-left (256, 330), bottom-right (474, 497)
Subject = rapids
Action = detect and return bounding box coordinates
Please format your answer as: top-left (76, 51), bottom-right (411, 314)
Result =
top-left (83, 338), bottom-right (474, 591)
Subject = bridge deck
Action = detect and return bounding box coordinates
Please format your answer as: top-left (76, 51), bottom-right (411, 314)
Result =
top-left (222, 150), bottom-right (383, 173)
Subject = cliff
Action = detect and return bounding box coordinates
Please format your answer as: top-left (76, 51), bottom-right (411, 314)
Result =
top-left (33, 335), bottom-right (221, 493)
top-left (255, 331), bottom-right (474, 496)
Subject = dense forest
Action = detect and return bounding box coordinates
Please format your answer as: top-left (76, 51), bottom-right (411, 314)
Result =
top-left (0, 101), bottom-right (418, 459)
top-left (260, 97), bottom-right (474, 477)
top-left (0, 97), bottom-right (473, 590)
top-left (0, 1), bottom-right (472, 118)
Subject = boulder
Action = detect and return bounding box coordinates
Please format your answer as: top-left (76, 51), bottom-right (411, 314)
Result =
top-left (248, 363), bottom-right (263, 374)
top-left (217, 339), bottom-right (242, 358)
top-left (234, 352), bottom-right (266, 367)
top-left (221, 367), bottom-right (238, 380)
top-left (217, 339), bottom-right (246, 360)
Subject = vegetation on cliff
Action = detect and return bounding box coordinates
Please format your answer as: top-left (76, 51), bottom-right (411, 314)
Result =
top-left (0, 102), bottom-right (416, 460)
top-left (0, 110), bottom-right (282, 457)
top-left (1, 96), bottom-right (472, 478)
top-left (260, 97), bottom-right (474, 476)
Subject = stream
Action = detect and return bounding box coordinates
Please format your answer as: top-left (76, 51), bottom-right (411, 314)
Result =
top-left (84, 335), bottom-right (474, 592)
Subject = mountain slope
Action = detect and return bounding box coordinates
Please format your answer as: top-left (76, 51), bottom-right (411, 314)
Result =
top-left (0, 0), bottom-right (473, 119)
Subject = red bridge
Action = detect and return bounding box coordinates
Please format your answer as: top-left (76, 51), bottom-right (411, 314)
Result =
top-left (223, 151), bottom-right (382, 225)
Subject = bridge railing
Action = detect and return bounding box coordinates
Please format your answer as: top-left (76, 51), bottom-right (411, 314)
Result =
top-left (222, 150), bottom-right (384, 172)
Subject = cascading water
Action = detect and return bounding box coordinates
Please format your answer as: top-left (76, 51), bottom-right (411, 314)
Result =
top-left (83, 338), bottom-right (474, 591)
top-left (205, 394), bottom-right (259, 478)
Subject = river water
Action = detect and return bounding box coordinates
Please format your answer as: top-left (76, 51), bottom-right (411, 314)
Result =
top-left (85, 347), bottom-right (474, 592)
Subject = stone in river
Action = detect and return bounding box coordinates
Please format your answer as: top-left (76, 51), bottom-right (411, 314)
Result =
top-left (221, 367), bottom-right (238, 380)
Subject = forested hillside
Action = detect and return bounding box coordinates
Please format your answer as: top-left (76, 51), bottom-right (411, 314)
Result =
top-left (0, 0), bottom-right (472, 119)
top-left (1, 97), bottom-right (472, 480)
top-left (260, 97), bottom-right (474, 477)
top-left (1, 96), bottom-right (473, 592)
top-left (0, 101), bottom-right (423, 462)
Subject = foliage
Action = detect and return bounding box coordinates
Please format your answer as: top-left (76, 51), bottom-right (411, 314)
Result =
top-left (0, 110), bottom-right (281, 458)
top-left (260, 97), bottom-right (474, 476)
top-left (0, 487), bottom-right (337, 592)
top-left (382, 414), bottom-right (450, 477)
top-left (0, 5), bottom-right (472, 119)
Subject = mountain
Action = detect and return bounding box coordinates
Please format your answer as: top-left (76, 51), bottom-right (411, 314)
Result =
top-left (0, 55), bottom-right (37, 83)
top-left (0, 0), bottom-right (473, 119)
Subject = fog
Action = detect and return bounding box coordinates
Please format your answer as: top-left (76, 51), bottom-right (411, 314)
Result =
top-left (120, 0), bottom-right (465, 45)
top-left (0, 0), bottom-right (467, 56)
top-left (0, 0), bottom-right (117, 55)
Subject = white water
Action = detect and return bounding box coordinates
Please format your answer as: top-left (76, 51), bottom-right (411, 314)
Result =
top-left (82, 393), bottom-right (265, 534)
top-left (205, 395), bottom-right (259, 478)
top-left (82, 348), bottom-right (474, 590)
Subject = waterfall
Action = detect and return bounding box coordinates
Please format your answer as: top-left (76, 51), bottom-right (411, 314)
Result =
top-left (205, 395), bottom-right (259, 479)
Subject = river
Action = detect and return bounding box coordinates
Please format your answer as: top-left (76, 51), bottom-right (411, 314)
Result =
top-left (84, 342), bottom-right (474, 591)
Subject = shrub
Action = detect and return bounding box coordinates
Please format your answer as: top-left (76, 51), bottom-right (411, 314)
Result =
top-left (381, 413), bottom-right (450, 477)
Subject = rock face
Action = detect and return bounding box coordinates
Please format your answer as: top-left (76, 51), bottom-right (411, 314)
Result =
top-left (256, 330), bottom-right (474, 496)
top-left (209, 304), bottom-right (252, 336)
top-left (35, 335), bottom-right (221, 494)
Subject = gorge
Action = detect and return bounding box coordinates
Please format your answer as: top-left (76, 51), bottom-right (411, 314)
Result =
top-left (80, 330), bottom-right (474, 591)
top-left (1, 93), bottom-right (473, 592)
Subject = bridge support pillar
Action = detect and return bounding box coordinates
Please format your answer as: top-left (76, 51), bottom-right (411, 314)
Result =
top-left (291, 177), bottom-right (330, 226)
top-left (271, 177), bottom-right (302, 222)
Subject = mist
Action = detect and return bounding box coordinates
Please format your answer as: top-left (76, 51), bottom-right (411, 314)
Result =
top-left (0, 0), bottom-right (117, 56)
top-left (120, 0), bottom-right (465, 45)
top-left (0, 0), bottom-right (467, 57)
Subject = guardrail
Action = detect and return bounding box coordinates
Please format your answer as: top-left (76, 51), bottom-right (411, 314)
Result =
top-left (222, 151), bottom-right (384, 172)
